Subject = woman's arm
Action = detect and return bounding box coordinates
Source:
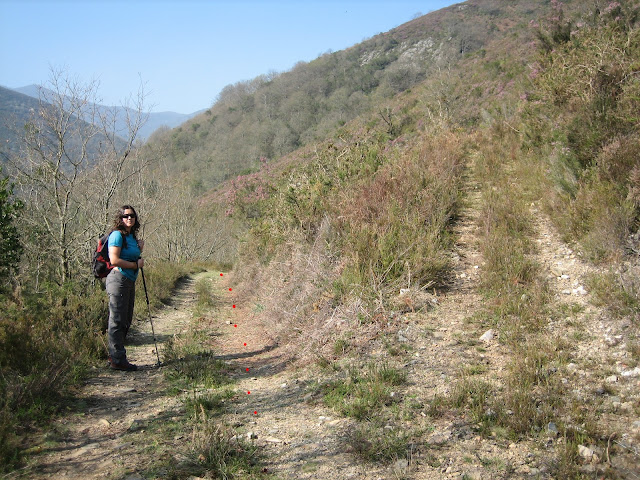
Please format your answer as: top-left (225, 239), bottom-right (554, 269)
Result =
top-left (109, 246), bottom-right (142, 270)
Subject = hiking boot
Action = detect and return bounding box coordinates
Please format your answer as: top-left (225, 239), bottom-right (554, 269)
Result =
top-left (110, 359), bottom-right (138, 371)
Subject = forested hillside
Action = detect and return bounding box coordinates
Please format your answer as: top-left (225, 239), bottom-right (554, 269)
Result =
top-left (1, 0), bottom-right (639, 477)
top-left (152, 0), bottom-right (571, 193)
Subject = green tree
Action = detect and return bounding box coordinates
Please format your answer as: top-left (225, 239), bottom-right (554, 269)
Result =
top-left (0, 176), bottom-right (22, 290)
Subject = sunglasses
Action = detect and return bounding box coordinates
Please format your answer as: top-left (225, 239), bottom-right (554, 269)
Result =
top-left (121, 214), bottom-right (136, 219)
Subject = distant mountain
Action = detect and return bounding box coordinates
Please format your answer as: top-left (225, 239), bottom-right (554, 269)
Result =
top-left (0, 85), bottom-right (129, 166)
top-left (12, 85), bottom-right (202, 140)
top-left (140, 109), bottom-right (205, 140)
top-left (0, 86), bottom-right (41, 156)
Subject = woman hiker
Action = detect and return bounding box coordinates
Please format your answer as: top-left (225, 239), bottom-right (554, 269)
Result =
top-left (106, 205), bottom-right (144, 371)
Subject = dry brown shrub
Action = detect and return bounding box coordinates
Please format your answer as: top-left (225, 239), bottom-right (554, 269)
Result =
top-left (335, 132), bottom-right (465, 293)
top-left (232, 217), bottom-right (354, 364)
top-left (232, 132), bottom-right (467, 364)
top-left (597, 136), bottom-right (640, 186)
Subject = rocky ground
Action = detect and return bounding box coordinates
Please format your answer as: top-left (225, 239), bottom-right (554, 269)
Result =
top-left (11, 191), bottom-right (640, 479)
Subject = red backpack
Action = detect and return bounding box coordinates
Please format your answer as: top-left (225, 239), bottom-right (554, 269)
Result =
top-left (91, 232), bottom-right (113, 278)
top-left (92, 231), bottom-right (129, 278)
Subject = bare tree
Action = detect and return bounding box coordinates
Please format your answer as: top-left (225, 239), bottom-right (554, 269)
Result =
top-left (88, 81), bottom-right (151, 231)
top-left (11, 67), bottom-right (149, 285)
top-left (140, 174), bottom-right (232, 263)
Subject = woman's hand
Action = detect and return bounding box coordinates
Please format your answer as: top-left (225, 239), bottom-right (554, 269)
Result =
top-left (137, 258), bottom-right (144, 269)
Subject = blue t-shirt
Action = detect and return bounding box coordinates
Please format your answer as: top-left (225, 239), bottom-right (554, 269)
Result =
top-left (108, 230), bottom-right (141, 282)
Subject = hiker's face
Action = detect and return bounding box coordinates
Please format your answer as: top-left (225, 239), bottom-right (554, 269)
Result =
top-left (121, 209), bottom-right (136, 231)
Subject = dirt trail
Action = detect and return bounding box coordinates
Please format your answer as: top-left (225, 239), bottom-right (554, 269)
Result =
top-left (12, 192), bottom-right (638, 478)
top-left (207, 182), bottom-right (535, 480)
top-left (13, 275), bottom-right (202, 480)
top-left (211, 183), bottom-right (638, 478)
top-left (531, 207), bottom-right (640, 478)
top-left (213, 275), bottom-right (384, 479)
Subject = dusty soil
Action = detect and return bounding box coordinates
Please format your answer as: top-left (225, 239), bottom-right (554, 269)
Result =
top-left (11, 276), bottom-right (201, 480)
top-left (12, 189), bottom-right (639, 479)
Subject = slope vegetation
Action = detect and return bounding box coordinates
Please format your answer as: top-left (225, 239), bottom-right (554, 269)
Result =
top-left (4, 1), bottom-right (639, 478)
top-left (149, 0), bottom-right (575, 193)
top-left (206, 0), bottom-right (640, 477)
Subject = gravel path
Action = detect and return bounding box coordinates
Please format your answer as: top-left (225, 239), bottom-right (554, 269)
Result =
top-left (14, 275), bottom-right (200, 479)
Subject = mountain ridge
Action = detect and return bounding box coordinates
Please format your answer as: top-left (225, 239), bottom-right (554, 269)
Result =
top-left (6, 84), bottom-right (203, 141)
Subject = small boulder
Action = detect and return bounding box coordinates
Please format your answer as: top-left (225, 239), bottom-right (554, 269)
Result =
top-left (479, 329), bottom-right (495, 343)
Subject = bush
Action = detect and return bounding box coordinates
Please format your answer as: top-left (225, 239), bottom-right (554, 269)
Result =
top-left (320, 362), bottom-right (406, 420)
top-left (0, 283), bottom-right (107, 471)
top-left (0, 261), bottom-right (192, 473)
top-left (531, 15), bottom-right (640, 258)
top-left (335, 133), bottom-right (465, 300)
top-left (0, 176), bottom-right (22, 292)
top-left (345, 422), bottom-right (416, 464)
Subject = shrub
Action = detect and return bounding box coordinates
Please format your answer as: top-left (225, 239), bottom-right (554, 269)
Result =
top-left (530, 15), bottom-right (640, 258)
top-left (0, 176), bottom-right (22, 292)
top-left (191, 412), bottom-right (267, 479)
top-left (345, 422), bottom-right (416, 464)
top-left (320, 362), bottom-right (406, 420)
top-left (0, 283), bottom-right (107, 471)
top-left (335, 133), bottom-right (465, 299)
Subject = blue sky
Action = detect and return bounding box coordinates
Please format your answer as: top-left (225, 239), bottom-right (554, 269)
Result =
top-left (0, 0), bottom-right (460, 113)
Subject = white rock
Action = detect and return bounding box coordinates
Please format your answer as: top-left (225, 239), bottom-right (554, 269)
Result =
top-left (264, 436), bottom-right (284, 443)
top-left (621, 367), bottom-right (640, 378)
top-left (573, 285), bottom-right (587, 295)
top-left (605, 335), bottom-right (621, 346)
top-left (551, 264), bottom-right (564, 276)
top-left (394, 459), bottom-right (409, 470)
top-left (605, 375), bottom-right (618, 383)
top-left (578, 445), bottom-right (594, 460)
top-left (479, 329), bottom-right (495, 343)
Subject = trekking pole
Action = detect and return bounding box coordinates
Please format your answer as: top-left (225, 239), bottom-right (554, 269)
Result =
top-left (140, 266), bottom-right (161, 366)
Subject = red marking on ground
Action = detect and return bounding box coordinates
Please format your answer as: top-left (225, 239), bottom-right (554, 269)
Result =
top-left (247, 391), bottom-right (251, 395)
top-left (246, 368), bottom-right (250, 372)
top-left (232, 305), bottom-right (236, 308)
top-left (254, 411), bottom-right (258, 415)
top-left (243, 343), bottom-right (247, 346)
top-left (220, 273), bottom-right (223, 276)
top-left (229, 288), bottom-right (232, 291)
top-left (234, 324), bottom-right (237, 328)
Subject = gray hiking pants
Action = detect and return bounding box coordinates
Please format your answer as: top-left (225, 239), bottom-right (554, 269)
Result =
top-left (106, 269), bottom-right (136, 363)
